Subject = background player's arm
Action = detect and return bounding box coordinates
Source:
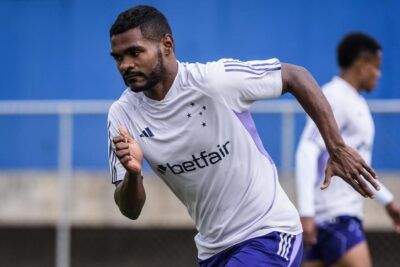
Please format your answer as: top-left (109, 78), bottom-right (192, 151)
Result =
top-left (368, 181), bottom-right (400, 233)
top-left (113, 127), bottom-right (146, 220)
top-left (295, 132), bottom-right (323, 246)
top-left (281, 63), bottom-right (379, 198)
top-left (386, 201), bottom-right (400, 233)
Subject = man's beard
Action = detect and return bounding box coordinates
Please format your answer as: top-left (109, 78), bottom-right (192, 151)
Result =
top-left (124, 50), bottom-right (166, 93)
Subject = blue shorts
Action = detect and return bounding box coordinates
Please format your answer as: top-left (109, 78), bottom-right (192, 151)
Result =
top-left (303, 215), bottom-right (366, 266)
top-left (198, 231), bottom-right (303, 267)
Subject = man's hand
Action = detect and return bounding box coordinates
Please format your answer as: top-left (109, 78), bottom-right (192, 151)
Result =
top-left (112, 127), bottom-right (143, 175)
top-left (300, 217), bottom-right (317, 247)
top-left (386, 201), bottom-right (400, 233)
top-left (321, 145), bottom-right (379, 198)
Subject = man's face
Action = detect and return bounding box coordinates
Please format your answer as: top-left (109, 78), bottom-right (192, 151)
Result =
top-left (358, 51), bottom-right (382, 92)
top-left (110, 28), bottom-right (165, 92)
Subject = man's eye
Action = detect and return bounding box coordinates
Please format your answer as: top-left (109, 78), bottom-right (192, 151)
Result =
top-left (131, 51), bottom-right (140, 57)
top-left (114, 56), bottom-right (123, 62)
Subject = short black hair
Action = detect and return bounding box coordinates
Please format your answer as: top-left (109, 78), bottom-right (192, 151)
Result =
top-left (337, 32), bottom-right (381, 68)
top-left (109, 5), bottom-right (172, 41)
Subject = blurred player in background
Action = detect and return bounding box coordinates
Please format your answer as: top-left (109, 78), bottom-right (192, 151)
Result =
top-left (107, 6), bottom-right (380, 266)
top-left (296, 32), bottom-right (400, 267)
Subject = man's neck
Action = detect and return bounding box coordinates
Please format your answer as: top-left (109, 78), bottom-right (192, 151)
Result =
top-left (144, 61), bottom-right (178, 101)
top-left (339, 70), bottom-right (361, 93)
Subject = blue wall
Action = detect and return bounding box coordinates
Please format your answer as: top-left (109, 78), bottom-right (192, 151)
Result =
top-left (0, 0), bottom-right (399, 171)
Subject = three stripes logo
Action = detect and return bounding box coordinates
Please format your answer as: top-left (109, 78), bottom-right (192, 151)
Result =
top-left (277, 233), bottom-right (293, 261)
top-left (139, 127), bottom-right (154, 138)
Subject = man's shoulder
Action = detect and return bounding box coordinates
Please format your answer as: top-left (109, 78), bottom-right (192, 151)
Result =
top-left (177, 60), bottom-right (220, 87)
top-left (322, 78), bottom-right (349, 100)
top-left (179, 59), bottom-right (228, 74)
top-left (322, 77), bottom-right (340, 92)
top-left (108, 89), bottom-right (140, 116)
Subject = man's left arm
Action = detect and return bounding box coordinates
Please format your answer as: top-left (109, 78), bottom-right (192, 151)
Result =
top-left (386, 201), bottom-right (400, 233)
top-left (369, 180), bottom-right (400, 233)
top-left (281, 63), bottom-right (379, 198)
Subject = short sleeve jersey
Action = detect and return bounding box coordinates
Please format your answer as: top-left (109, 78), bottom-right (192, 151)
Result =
top-left (108, 59), bottom-right (302, 260)
top-left (297, 76), bottom-right (374, 221)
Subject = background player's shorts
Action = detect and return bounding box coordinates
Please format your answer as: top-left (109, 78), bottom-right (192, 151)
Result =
top-left (303, 215), bottom-right (366, 266)
top-left (198, 231), bottom-right (303, 267)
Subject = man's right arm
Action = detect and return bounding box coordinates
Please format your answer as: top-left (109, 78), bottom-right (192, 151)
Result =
top-left (114, 171), bottom-right (146, 220)
top-left (112, 127), bottom-right (146, 220)
top-left (295, 124), bottom-right (323, 246)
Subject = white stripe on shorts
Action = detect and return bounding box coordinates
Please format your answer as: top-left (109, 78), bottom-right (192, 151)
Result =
top-left (277, 233), bottom-right (286, 256)
top-left (277, 233), bottom-right (293, 261)
top-left (283, 235), bottom-right (293, 260)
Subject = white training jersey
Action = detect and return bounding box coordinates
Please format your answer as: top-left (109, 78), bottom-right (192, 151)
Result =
top-left (295, 76), bottom-right (392, 222)
top-left (108, 59), bottom-right (302, 260)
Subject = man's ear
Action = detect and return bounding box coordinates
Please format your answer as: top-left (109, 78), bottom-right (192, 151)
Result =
top-left (162, 34), bottom-right (174, 55)
top-left (351, 58), bottom-right (365, 74)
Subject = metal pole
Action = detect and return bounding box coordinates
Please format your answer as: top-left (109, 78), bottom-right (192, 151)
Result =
top-left (56, 112), bottom-right (73, 267)
top-left (281, 112), bottom-right (295, 178)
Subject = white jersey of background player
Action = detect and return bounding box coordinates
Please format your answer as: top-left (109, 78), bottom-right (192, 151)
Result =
top-left (107, 6), bottom-right (380, 266)
top-left (296, 76), bottom-right (393, 222)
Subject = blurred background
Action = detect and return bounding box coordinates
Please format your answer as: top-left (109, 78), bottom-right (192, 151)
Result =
top-left (0, 0), bottom-right (399, 266)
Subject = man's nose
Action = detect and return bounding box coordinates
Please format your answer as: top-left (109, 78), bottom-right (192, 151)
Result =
top-left (120, 57), bottom-right (135, 73)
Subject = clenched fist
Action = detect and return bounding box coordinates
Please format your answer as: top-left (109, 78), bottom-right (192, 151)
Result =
top-left (112, 127), bottom-right (143, 175)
